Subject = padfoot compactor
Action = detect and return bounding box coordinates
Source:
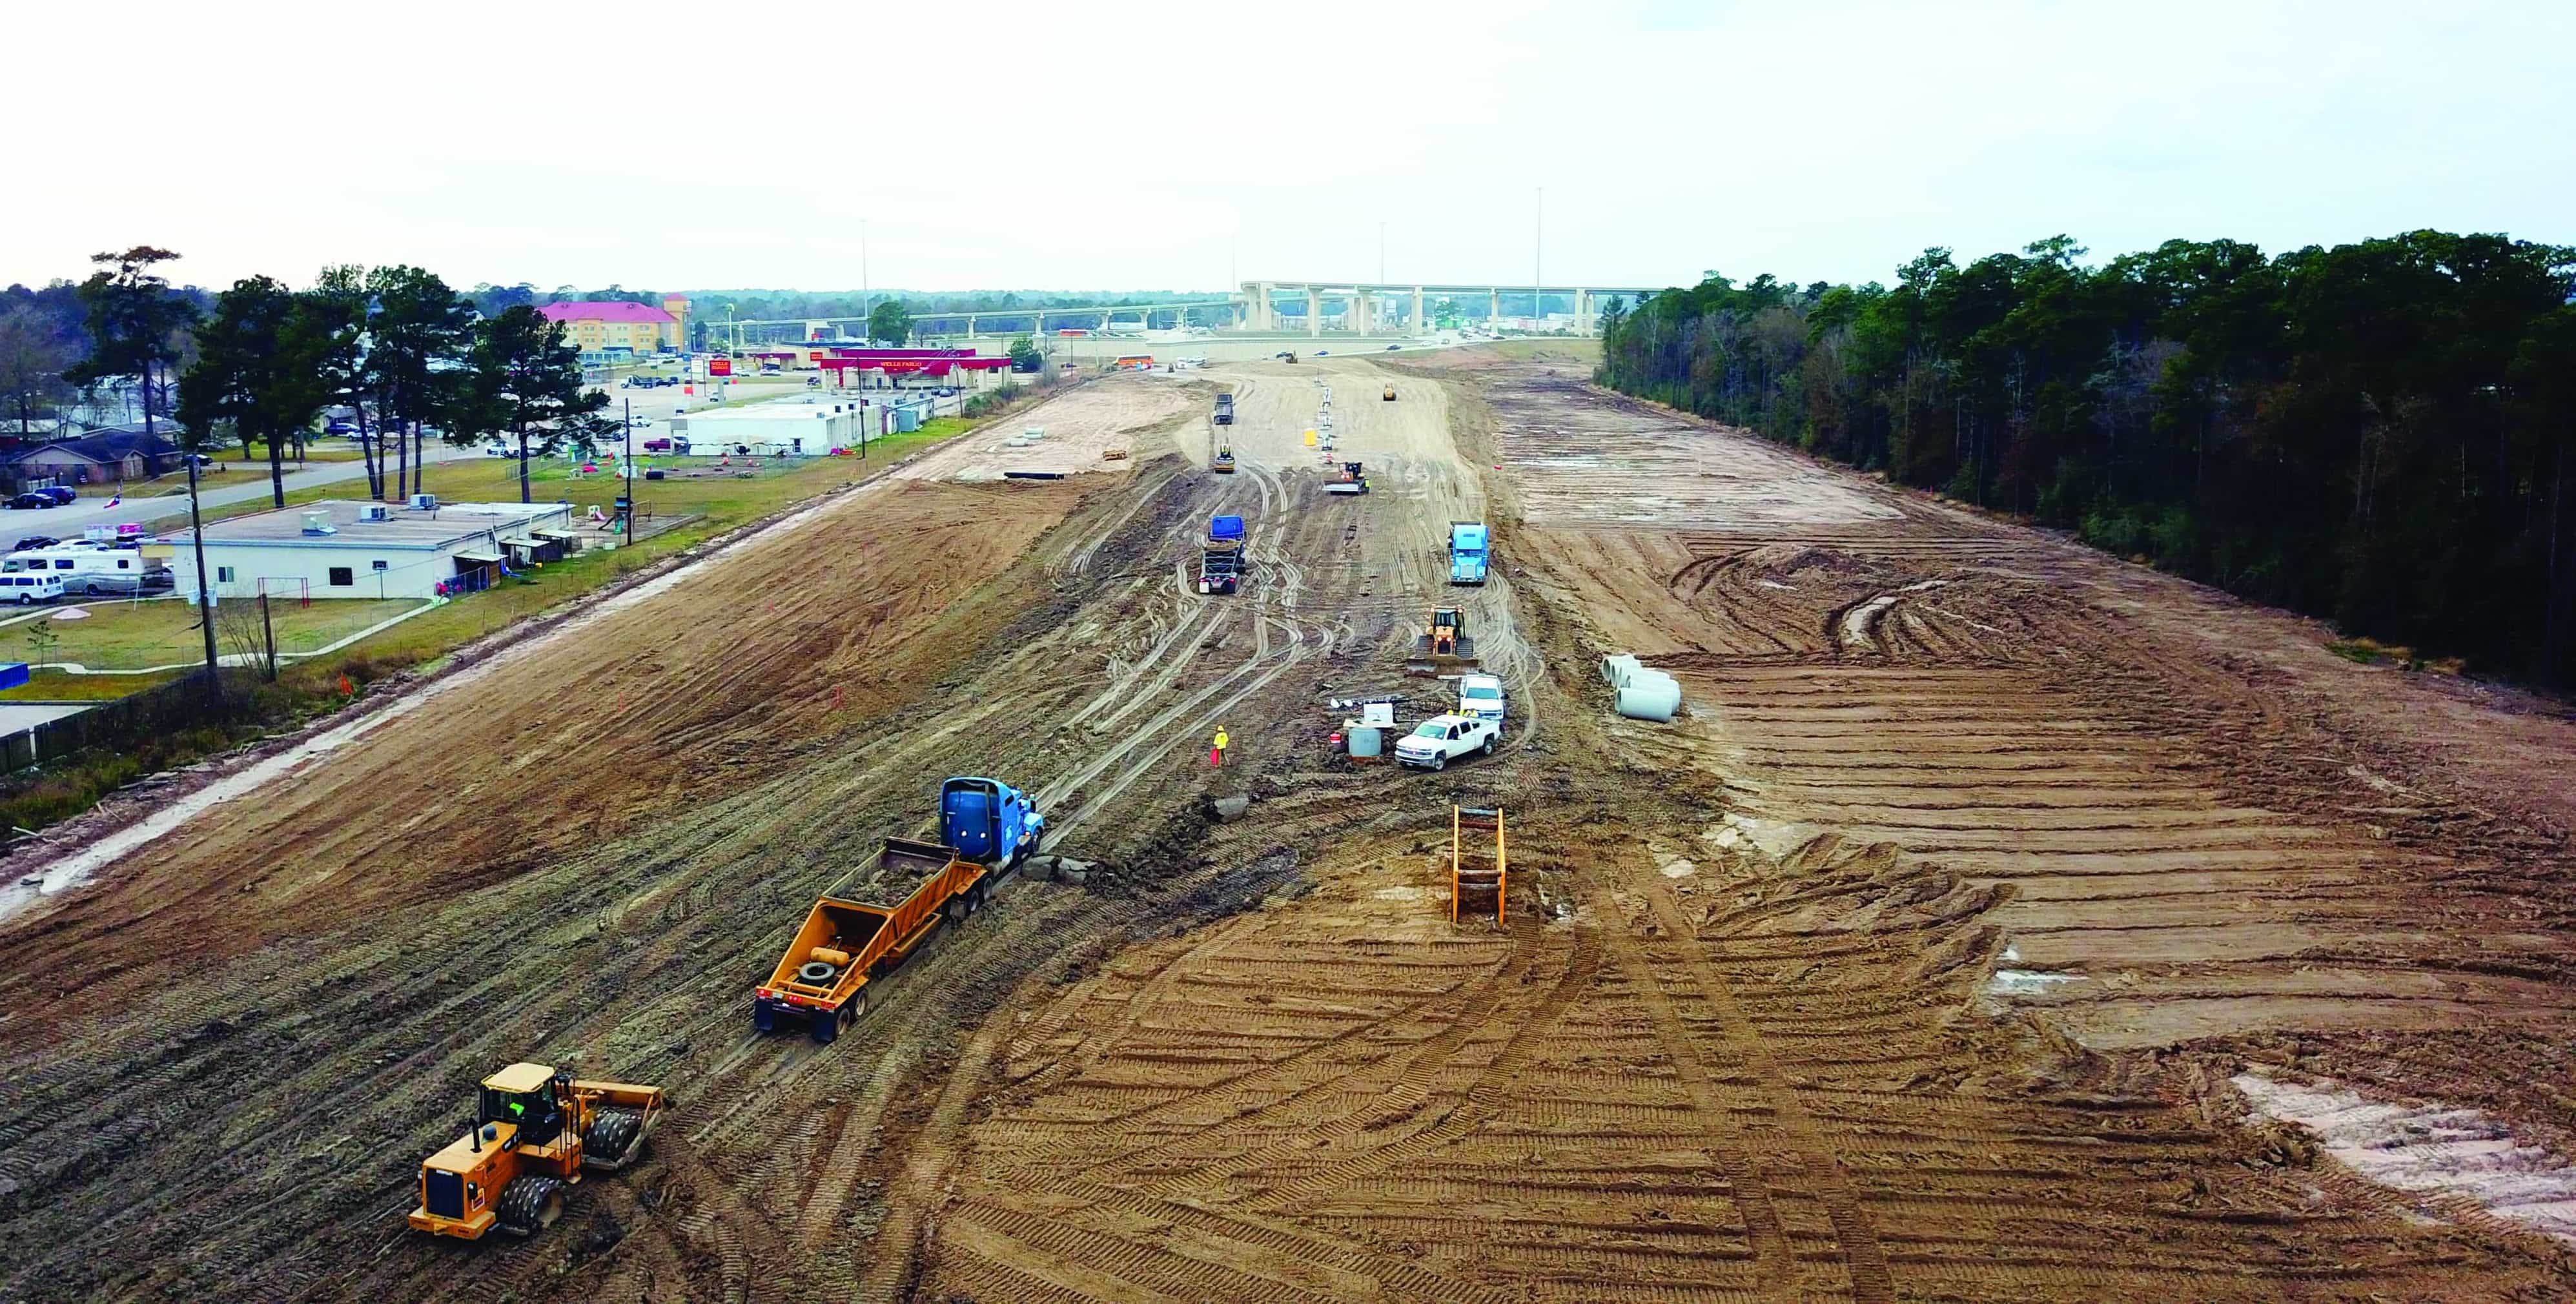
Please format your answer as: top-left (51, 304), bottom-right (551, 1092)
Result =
top-left (409, 1063), bottom-right (664, 1241)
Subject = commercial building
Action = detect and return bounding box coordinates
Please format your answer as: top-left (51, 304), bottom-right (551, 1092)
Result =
top-left (538, 296), bottom-right (690, 360)
top-left (167, 498), bottom-right (578, 602)
top-left (667, 403), bottom-right (865, 456)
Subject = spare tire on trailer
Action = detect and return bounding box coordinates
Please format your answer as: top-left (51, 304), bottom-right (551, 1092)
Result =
top-left (797, 961), bottom-right (839, 984)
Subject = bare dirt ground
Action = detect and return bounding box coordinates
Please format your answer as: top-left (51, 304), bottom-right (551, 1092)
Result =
top-left (5, 353), bottom-right (2576, 1301)
top-left (894, 378), bottom-right (1196, 482)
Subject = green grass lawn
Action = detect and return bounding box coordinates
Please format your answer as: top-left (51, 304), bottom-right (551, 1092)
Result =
top-left (0, 669), bottom-right (182, 701)
top-left (0, 598), bottom-right (419, 671)
top-left (257, 426), bottom-right (959, 667)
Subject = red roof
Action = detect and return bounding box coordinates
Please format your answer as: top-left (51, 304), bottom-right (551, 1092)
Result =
top-left (537, 301), bottom-right (675, 325)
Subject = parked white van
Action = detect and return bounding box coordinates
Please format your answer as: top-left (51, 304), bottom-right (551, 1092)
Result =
top-left (0, 573), bottom-right (65, 605)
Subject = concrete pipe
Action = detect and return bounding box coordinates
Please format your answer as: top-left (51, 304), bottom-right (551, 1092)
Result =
top-left (1615, 672), bottom-right (1682, 722)
top-left (1601, 654), bottom-right (1643, 688)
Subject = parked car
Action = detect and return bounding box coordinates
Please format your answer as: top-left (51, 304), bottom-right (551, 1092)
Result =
top-left (8, 493), bottom-right (55, 510)
top-left (12, 536), bottom-right (57, 552)
top-left (642, 437), bottom-right (673, 453)
top-left (39, 486), bottom-right (76, 505)
top-left (1385, 343), bottom-right (1402, 351)
top-left (482, 443), bottom-right (513, 457)
top-left (325, 419), bottom-right (358, 435)
top-left (1394, 714), bottom-right (1500, 770)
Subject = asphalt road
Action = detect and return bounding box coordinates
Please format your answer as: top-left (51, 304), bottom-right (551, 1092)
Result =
top-left (10, 446), bottom-right (484, 542)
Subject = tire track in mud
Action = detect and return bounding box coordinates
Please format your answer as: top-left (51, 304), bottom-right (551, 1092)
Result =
top-left (0, 385), bottom-right (1354, 1303)
top-left (1631, 880), bottom-right (1894, 1304)
top-left (1593, 908), bottom-right (1804, 1299)
top-left (849, 1014), bottom-right (1008, 1304)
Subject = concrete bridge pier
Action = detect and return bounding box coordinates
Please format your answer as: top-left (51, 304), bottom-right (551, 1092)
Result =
top-left (1413, 286), bottom-right (1425, 335)
top-left (1308, 287), bottom-right (1322, 338)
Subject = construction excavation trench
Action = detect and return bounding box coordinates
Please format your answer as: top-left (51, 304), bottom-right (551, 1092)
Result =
top-left (4, 352), bottom-right (2576, 1302)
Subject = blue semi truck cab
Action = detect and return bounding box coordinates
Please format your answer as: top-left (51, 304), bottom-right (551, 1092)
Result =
top-left (1449, 521), bottom-right (1489, 585)
top-left (942, 776), bottom-right (1045, 866)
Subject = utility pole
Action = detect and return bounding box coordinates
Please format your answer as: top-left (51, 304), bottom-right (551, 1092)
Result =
top-left (623, 395), bottom-right (634, 537)
top-left (183, 451), bottom-right (219, 704)
top-left (1534, 187), bottom-right (1543, 334)
top-left (860, 219), bottom-right (871, 342)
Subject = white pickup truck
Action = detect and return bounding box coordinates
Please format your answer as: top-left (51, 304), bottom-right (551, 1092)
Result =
top-left (1457, 673), bottom-right (1506, 724)
top-left (1395, 714), bottom-right (1499, 770)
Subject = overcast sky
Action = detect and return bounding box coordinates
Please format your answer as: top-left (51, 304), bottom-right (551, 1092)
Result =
top-left (8, 0), bottom-right (2570, 296)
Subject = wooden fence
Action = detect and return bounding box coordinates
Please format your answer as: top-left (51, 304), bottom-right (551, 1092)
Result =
top-left (1, 671), bottom-right (264, 775)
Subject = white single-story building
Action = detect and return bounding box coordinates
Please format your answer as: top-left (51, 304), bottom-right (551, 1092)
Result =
top-left (668, 403), bottom-right (864, 457)
top-left (167, 498), bottom-right (579, 602)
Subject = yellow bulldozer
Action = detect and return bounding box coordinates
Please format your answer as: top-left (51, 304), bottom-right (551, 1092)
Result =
top-left (408, 1063), bottom-right (665, 1240)
top-left (1406, 607), bottom-right (1479, 674)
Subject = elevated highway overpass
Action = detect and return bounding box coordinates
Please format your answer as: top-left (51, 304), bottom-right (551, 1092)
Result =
top-left (715, 278), bottom-right (1666, 347)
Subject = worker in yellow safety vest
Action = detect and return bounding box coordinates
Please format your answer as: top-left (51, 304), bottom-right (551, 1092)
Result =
top-left (1211, 727), bottom-right (1229, 767)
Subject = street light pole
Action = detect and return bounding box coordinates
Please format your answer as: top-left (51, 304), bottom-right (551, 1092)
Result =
top-left (1534, 187), bottom-right (1543, 334)
top-left (183, 449), bottom-right (219, 704)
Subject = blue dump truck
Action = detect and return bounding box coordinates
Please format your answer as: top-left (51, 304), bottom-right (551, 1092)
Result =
top-left (1449, 521), bottom-right (1489, 585)
top-left (1199, 513), bottom-right (1244, 595)
top-left (754, 777), bottom-right (1047, 1043)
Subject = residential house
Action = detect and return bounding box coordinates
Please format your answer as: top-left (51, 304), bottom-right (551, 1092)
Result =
top-left (3, 425), bottom-right (188, 491)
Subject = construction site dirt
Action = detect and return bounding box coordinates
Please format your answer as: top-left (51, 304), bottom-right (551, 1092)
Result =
top-left (4, 354), bottom-right (2575, 1302)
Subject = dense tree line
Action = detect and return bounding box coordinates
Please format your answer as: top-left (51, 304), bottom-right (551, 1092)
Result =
top-left (30, 250), bottom-right (611, 510)
top-left (1599, 231), bottom-right (2576, 682)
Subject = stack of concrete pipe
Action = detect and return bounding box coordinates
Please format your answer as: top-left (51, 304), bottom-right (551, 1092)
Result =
top-left (1601, 653), bottom-right (1682, 722)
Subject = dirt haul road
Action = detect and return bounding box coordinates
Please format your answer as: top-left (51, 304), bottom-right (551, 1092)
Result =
top-left (2, 356), bottom-right (2573, 1302)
